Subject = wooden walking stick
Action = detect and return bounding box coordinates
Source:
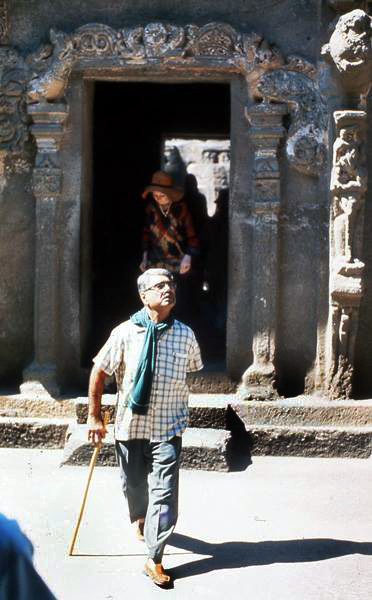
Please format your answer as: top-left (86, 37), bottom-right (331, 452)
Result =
top-left (68, 411), bottom-right (110, 556)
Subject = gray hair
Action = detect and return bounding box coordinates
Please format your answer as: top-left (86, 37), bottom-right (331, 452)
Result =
top-left (137, 268), bottom-right (174, 293)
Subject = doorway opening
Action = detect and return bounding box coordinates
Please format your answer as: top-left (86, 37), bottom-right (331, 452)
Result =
top-left (88, 81), bottom-right (230, 369)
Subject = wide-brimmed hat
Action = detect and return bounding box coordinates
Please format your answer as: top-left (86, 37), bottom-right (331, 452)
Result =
top-left (142, 171), bottom-right (184, 202)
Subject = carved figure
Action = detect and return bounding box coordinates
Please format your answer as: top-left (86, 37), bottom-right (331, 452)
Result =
top-left (0, 48), bottom-right (28, 153)
top-left (27, 29), bottom-right (75, 103)
top-left (327, 111), bottom-right (367, 398)
top-left (322, 9), bottom-right (372, 98)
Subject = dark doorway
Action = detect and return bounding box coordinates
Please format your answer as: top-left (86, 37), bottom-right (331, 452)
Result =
top-left (88, 81), bottom-right (230, 368)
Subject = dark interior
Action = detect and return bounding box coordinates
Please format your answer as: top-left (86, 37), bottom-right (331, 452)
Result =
top-left (88, 81), bottom-right (230, 369)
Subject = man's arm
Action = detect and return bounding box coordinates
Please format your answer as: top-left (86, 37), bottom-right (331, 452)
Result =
top-left (87, 365), bottom-right (107, 446)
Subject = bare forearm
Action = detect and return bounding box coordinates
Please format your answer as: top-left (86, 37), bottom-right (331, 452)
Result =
top-left (88, 365), bottom-right (106, 419)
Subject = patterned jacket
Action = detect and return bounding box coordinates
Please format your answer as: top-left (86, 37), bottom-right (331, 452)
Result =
top-left (142, 199), bottom-right (200, 271)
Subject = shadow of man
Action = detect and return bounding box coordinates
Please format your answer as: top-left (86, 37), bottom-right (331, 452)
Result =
top-left (167, 533), bottom-right (372, 580)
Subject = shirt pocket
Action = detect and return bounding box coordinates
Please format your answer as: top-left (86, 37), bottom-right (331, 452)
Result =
top-left (171, 351), bottom-right (188, 382)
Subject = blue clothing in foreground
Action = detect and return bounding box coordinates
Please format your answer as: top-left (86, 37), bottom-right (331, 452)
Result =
top-left (0, 514), bottom-right (57, 600)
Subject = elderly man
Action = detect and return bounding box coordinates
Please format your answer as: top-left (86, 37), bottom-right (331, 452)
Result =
top-left (87, 268), bottom-right (203, 587)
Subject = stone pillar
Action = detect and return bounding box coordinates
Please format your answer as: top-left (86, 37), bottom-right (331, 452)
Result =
top-left (326, 110), bottom-right (367, 398)
top-left (21, 103), bottom-right (68, 397)
top-left (240, 102), bottom-right (287, 400)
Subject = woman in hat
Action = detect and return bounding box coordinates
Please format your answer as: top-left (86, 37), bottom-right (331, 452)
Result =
top-left (140, 171), bottom-right (200, 275)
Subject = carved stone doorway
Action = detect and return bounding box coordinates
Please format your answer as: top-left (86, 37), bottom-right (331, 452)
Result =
top-left (83, 81), bottom-right (231, 376)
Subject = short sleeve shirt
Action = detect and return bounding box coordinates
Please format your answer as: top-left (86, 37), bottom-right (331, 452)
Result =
top-left (93, 319), bottom-right (203, 441)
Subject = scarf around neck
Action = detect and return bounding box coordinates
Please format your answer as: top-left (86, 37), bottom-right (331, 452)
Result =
top-left (128, 307), bottom-right (174, 415)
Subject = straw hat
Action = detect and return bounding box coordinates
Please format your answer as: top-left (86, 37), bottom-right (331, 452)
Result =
top-left (142, 171), bottom-right (184, 202)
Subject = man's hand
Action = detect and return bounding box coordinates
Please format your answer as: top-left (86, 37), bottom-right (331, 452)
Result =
top-left (179, 254), bottom-right (191, 274)
top-left (87, 415), bottom-right (107, 447)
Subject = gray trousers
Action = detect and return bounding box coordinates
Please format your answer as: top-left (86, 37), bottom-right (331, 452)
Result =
top-left (115, 437), bottom-right (182, 563)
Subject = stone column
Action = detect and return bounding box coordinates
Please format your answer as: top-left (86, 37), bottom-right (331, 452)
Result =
top-left (21, 103), bottom-right (68, 397)
top-left (240, 102), bottom-right (287, 400)
top-left (326, 110), bottom-right (367, 398)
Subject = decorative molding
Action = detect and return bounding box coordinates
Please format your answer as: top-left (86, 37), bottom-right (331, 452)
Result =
top-left (28, 103), bottom-right (68, 199)
top-left (327, 110), bottom-right (367, 398)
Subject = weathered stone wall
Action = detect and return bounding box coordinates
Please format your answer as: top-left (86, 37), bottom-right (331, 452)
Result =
top-left (9, 1), bottom-right (319, 58)
top-left (2, 0), bottom-right (372, 399)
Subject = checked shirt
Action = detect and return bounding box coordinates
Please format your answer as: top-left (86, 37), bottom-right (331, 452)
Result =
top-left (93, 318), bottom-right (203, 441)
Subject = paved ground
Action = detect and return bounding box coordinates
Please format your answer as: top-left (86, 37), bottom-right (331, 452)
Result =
top-left (1, 448), bottom-right (372, 600)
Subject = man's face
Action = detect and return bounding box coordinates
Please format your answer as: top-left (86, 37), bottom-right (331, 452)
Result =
top-left (141, 275), bottom-right (176, 311)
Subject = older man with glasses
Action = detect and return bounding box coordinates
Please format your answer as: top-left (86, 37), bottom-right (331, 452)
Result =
top-left (87, 268), bottom-right (203, 587)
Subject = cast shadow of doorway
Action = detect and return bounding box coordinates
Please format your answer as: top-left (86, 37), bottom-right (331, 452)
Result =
top-left (167, 533), bottom-right (372, 580)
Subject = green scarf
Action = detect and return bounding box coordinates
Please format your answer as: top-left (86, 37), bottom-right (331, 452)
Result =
top-left (129, 307), bottom-right (174, 415)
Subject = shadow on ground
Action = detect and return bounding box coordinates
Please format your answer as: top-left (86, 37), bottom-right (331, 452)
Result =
top-left (167, 533), bottom-right (372, 580)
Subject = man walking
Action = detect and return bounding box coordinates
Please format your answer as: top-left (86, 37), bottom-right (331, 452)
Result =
top-left (87, 268), bottom-right (203, 587)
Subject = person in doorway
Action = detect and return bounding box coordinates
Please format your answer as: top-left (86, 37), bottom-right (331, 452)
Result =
top-left (87, 268), bottom-right (203, 587)
top-left (139, 171), bottom-right (200, 276)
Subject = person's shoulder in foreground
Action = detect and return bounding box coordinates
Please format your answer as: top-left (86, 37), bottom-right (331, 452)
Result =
top-left (0, 513), bottom-right (57, 600)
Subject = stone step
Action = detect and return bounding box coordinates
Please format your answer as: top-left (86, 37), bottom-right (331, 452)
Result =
top-left (0, 393), bottom-right (76, 418)
top-left (0, 416), bottom-right (370, 461)
top-left (62, 425), bottom-right (232, 471)
top-left (245, 424), bottom-right (372, 459)
top-left (75, 394), bottom-right (232, 428)
top-left (0, 417), bottom-right (73, 448)
top-left (233, 397), bottom-right (372, 427)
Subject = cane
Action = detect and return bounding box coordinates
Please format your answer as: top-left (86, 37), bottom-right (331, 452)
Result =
top-left (68, 410), bottom-right (110, 556)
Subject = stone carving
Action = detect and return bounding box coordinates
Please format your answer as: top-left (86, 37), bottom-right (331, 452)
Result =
top-left (27, 29), bottom-right (75, 103)
top-left (33, 155), bottom-right (62, 197)
top-left (0, 1), bottom-right (8, 43)
top-left (256, 67), bottom-right (327, 177)
top-left (0, 48), bottom-right (29, 154)
top-left (328, 110), bottom-right (367, 398)
top-left (322, 9), bottom-right (372, 99)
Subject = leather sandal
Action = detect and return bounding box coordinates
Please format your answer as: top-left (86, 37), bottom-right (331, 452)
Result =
top-left (143, 560), bottom-right (171, 587)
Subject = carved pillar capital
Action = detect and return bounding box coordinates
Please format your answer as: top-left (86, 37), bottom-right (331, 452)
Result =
top-left (240, 102), bottom-right (287, 400)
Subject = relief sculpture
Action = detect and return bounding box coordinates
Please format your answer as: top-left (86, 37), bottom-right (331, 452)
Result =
top-left (255, 65), bottom-right (327, 177)
top-left (328, 110), bottom-right (367, 398)
top-left (322, 9), bottom-right (372, 101)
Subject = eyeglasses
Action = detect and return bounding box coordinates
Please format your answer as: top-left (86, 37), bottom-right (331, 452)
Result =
top-left (144, 280), bottom-right (177, 293)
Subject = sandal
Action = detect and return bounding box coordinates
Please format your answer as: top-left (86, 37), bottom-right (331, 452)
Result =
top-left (143, 560), bottom-right (171, 587)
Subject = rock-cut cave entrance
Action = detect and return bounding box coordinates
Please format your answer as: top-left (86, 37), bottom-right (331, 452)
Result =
top-left (86, 81), bottom-right (231, 371)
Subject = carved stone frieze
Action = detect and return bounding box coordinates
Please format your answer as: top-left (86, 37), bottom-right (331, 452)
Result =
top-left (322, 9), bottom-right (372, 99)
top-left (23, 22), bottom-right (325, 180)
top-left (256, 68), bottom-right (327, 177)
top-left (327, 110), bottom-right (367, 398)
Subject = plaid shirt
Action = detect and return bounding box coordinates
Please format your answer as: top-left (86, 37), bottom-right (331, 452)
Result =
top-left (93, 318), bottom-right (203, 441)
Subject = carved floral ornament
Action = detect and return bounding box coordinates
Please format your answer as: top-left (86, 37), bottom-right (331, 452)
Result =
top-left (22, 22), bottom-right (327, 178)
